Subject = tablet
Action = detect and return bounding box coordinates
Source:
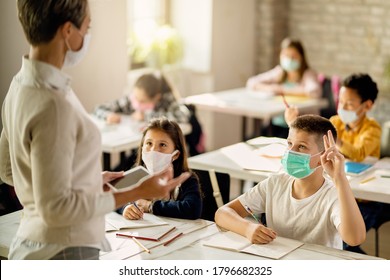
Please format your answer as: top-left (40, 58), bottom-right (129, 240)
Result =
top-left (107, 166), bottom-right (151, 190)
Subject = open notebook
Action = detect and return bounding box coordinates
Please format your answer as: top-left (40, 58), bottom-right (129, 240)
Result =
top-left (105, 211), bottom-right (168, 232)
top-left (202, 231), bottom-right (303, 259)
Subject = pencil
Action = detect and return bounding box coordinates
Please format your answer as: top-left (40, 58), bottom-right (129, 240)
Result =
top-left (157, 226), bottom-right (176, 241)
top-left (116, 233), bottom-right (158, 242)
top-left (132, 202), bottom-right (143, 219)
top-left (360, 176), bottom-right (376, 184)
top-left (281, 93), bottom-right (290, 108)
top-left (163, 232), bottom-right (183, 246)
top-left (244, 205), bottom-right (261, 224)
top-left (132, 237), bottom-right (151, 253)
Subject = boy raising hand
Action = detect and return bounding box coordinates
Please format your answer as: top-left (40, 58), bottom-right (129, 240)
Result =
top-left (215, 115), bottom-right (365, 249)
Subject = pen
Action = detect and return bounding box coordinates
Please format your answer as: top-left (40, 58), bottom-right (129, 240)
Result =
top-left (281, 93), bottom-right (290, 108)
top-left (163, 232), bottom-right (183, 246)
top-left (116, 233), bottom-right (158, 242)
top-left (244, 205), bottom-right (261, 224)
top-left (360, 176), bottom-right (376, 184)
top-left (132, 237), bottom-right (151, 254)
top-left (133, 202), bottom-right (143, 219)
top-left (157, 226), bottom-right (176, 241)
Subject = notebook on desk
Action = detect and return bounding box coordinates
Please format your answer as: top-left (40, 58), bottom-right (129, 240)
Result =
top-left (105, 211), bottom-right (168, 232)
top-left (345, 161), bottom-right (374, 176)
top-left (202, 231), bottom-right (303, 259)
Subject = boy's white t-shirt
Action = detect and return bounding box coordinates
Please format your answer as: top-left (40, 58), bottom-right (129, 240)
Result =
top-left (238, 173), bottom-right (342, 249)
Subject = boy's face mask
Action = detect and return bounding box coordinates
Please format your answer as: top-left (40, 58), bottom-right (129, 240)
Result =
top-left (281, 150), bottom-right (322, 179)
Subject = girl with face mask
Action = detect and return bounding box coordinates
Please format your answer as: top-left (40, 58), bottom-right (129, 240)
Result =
top-left (246, 37), bottom-right (321, 99)
top-left (93, 72), bottom-right (190, 124)
top-left (119, 117), bottom-right (202, 220)
top-left (246, 38), bottom-right (322, 138)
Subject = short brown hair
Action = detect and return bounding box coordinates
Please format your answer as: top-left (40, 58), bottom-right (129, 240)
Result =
top-left (17, 0), bottom-right (88, 45)
top-left (290, 114), bottom-right (337, 150)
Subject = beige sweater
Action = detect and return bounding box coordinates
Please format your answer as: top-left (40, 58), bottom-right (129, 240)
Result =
top-left (0, 57), bottom-right (115, 248)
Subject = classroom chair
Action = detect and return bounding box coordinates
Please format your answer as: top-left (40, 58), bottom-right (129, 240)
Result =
top-left (192, 169), bottom-right (230, 221)
top-left (318, 73), bottom-right (341, 119)
top-left (372, 203), bottom-right (390, 257)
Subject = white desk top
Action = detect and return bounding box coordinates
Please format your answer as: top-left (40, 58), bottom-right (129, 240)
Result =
top-left (188, 137), bottom-right (390, 204)
top-left (90, 115), bottom-right (191, 154)
top-left (183, 87), bottom-right (328, 121)
top-left (0, 210), bottom-right (382, 260)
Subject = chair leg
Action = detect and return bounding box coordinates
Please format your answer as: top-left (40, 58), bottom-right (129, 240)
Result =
top-left (375, 228), bottom-right (379, 257)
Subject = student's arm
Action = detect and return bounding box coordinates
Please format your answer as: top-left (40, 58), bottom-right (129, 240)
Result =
top-left (284, 106), bottom-right (299, 127)
top-left (215, 199), bottom-right (276, 244)
top-left (150, 176), bottom-right (202, 219)
top-left (93, 95), bottom-right (133, 122)
top-left (321, 130), bottom-right (366, 246)
top-left (246, 66), bottom-right (284, 94)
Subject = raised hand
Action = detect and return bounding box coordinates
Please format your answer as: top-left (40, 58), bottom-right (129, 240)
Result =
top-left (320, 130), bottom-right (346, 180)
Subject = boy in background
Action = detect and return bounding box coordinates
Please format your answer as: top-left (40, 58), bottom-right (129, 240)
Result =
top-left (215, 115), bottom-right (365, 249)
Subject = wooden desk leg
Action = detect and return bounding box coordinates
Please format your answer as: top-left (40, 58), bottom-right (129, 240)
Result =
top-left (103, 152), bottom-right (111, 171)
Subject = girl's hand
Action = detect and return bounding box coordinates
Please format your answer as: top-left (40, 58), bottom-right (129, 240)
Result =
top-left (106, 113), bottom-right (121, 124)
top-left (122, 203), bottom-right (143, 220)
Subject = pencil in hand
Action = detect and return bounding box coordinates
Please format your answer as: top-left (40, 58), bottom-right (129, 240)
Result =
top-left (244, 205), bottom-right (261, 224)
top-left (281, 93), bottom-right (290, 108)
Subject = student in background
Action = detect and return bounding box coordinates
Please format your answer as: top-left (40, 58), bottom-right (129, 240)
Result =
top-left (285, 73), bottom-right (383, 254)
top-left (246, 37), bottom-right (321, 138)
top-left (93, 72), bottom-right (190, 124)
top-left (215, 115), bottom-right (365, 249)
top-left (120, 117), bottom-right (202, 220)
top-left (0, 0), bottom-right (190, 260)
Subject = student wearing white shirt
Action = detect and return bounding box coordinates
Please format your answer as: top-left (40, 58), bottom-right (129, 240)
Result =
top-left (215, 115), bottom-right (366, 249)
top-left (0, 0), bottom-right (189, 260)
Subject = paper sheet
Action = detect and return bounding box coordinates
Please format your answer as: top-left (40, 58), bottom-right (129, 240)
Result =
top-left (105, 212), bottom-right (168, 232)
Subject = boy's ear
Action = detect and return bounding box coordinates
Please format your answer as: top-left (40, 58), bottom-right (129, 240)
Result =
top-left (364, 99), bottom-right (373, 111)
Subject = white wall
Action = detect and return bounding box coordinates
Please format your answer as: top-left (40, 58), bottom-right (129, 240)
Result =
top-left (66, 0), bottom-right (128, 112)
top-left (170, 0), bottom-right (256, 150)
top-left (0, 0), bottom-right (128, 120)
top-left (0, 1), bottom-right (29, 132)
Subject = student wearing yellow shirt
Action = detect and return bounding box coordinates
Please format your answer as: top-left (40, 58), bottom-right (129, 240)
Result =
top-left (284, 73), bottom-right (384, 254)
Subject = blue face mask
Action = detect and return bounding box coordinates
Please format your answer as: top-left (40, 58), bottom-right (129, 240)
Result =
top-left (280, 57), bottom-right (301, 72)
top-left (281, 150), bottom-right (322, 179)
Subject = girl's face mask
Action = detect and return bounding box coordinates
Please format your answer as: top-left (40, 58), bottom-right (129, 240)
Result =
top-left (142, 150), bottom-right (179, 174)
top-left (130, 94), bottom-right (155, 112)
top-left (280, 57), bottom-right (301, 72)
top-left (281, 150), bottom-right (322, 179)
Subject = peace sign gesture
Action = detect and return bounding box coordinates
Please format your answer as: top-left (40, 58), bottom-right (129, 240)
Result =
top-left (320, 130), bottom-right (346, 180)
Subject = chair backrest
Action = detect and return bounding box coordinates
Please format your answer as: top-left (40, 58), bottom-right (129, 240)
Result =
top-left (380, 121), bottom-right (390, 158)
top-left (193, 169), bottom-right (230, 221)
top-left (318, 74), bottom-right (341, 119)
top-left (184, 104), bottom-right (205, 156)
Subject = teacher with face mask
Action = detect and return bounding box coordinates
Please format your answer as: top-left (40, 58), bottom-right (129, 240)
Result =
top-left (0, 0), bottom-right (190, 260)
